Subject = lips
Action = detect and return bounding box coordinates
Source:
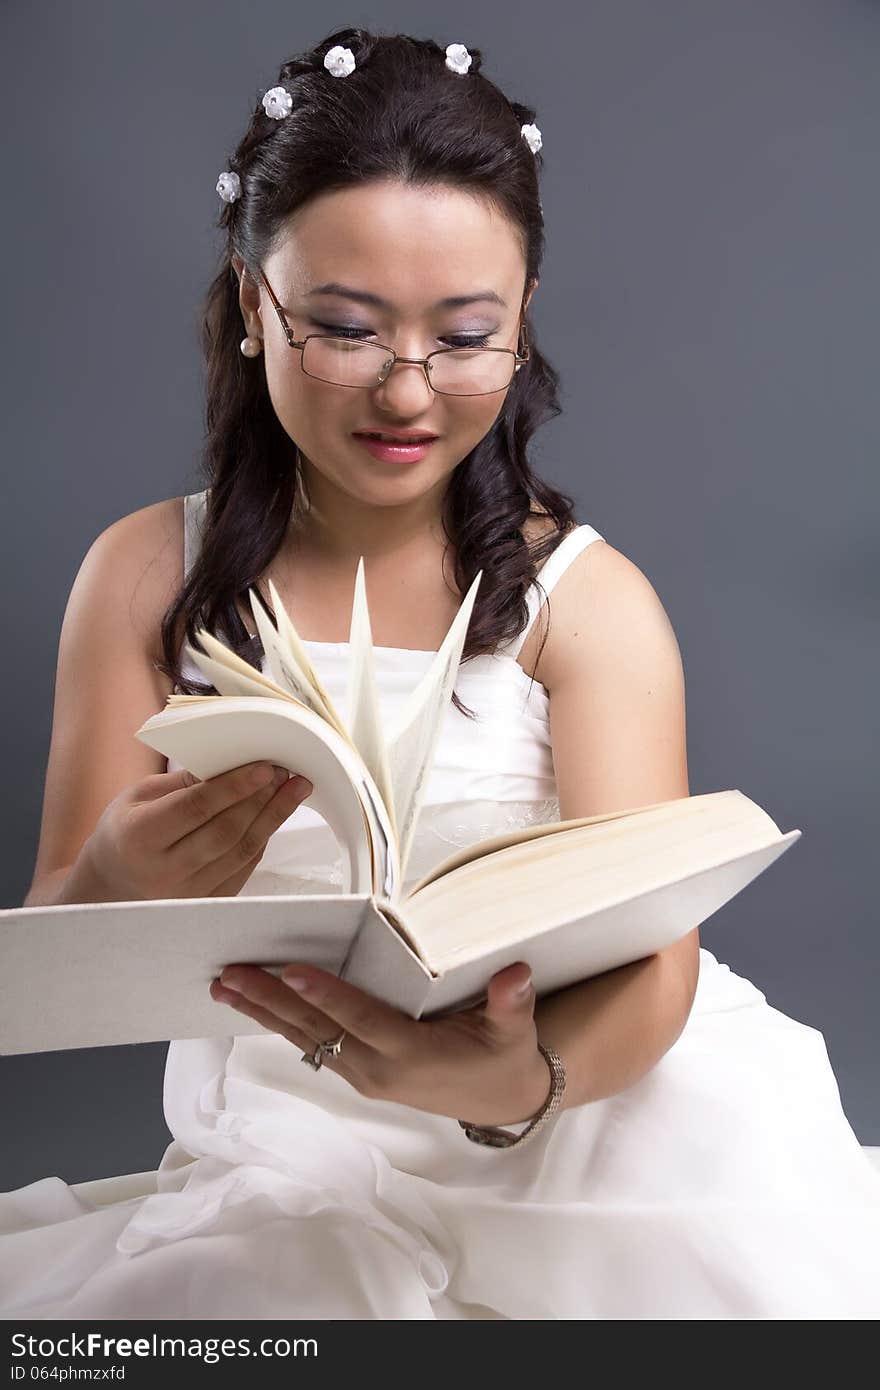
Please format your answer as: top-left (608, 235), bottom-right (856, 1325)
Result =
top-left (353, 434), bottom-right (438, 464)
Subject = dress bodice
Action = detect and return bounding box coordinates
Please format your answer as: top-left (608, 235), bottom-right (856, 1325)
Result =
top-left (167, 490), bottom-right (605, 894)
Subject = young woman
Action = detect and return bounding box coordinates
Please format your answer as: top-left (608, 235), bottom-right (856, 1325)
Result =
top-left (2, 29), bottom-right (879, 1320)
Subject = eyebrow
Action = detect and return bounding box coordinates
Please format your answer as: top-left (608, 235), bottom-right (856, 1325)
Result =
top-left (304, 281), bottom-right (507, 311)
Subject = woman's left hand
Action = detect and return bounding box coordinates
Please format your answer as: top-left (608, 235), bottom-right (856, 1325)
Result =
top-left (209, 958), bottom-right (551, 1126)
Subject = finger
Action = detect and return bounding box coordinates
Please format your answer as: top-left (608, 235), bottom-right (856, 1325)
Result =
top-left (137, 762), bottom-right (271, 803)
top-left (182, 774), bottom-right (312, 894)
top-left (216, 965), bottom-right (348, 1048)
top-left (139, 762), bottom-right (285, 850)
top-left (482, 962), bottom-right (536, 1034)
top-left (164, 768), bottom-right (287, 878)
top-left (132, 766), bottom-right (208, 801)
top-left (211, 847), bottom-right (264, 898)
top-left (208, 978), bottom-right (364, 1087)
top-left (274, 962), bottom-right (413, 1056)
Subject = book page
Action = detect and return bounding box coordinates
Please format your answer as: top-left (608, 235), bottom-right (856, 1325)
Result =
top-left (414, 830), bottom-right (801, 1017)
top-left (404, 797), bottom-right (691, 897)
top-left (384, 570), bottom-right (483, 879)
top-left (249, 584), bottom-right (350, 743)
top-left (344, 558), bottom-right (398, 844)
top-left (404, 793), bottom-right (800, 972)
top-left (182, 633), bottom-right (302, 702)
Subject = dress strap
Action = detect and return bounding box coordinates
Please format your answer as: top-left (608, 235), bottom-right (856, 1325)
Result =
top-left (182, 489), bottom-right (208, 581)
top-left (496, 523), bottom-right (606, 661)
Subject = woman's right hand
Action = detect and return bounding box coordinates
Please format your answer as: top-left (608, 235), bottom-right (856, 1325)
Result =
top-left (74, 762), bottom-right (313, 901)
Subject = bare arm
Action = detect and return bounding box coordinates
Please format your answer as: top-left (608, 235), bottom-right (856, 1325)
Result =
top-left (531, 540), bottom-right (699, 1111)
top-left (23, 500), bottom-right (181, 907)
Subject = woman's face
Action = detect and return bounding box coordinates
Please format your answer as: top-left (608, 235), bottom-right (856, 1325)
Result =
top-left (235, 179), bottom-right (536, 515)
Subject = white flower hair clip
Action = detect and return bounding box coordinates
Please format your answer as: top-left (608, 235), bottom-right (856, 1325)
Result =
top-left (324, 45), bottom-right (356, 77)
top-left (261, 85), bottom-right (293, 120)
top-left (216, 170), bottom-right (241, 204)
top-left (445, 43), bottom-right (472, 75)
top-left (521, 122), bottom-right (543, 154)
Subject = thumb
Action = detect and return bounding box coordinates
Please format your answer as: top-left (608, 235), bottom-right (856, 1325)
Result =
top-left (175, 767), bottom-right (202, 788)
top-left (483, 962), bottom-right (535, 1029)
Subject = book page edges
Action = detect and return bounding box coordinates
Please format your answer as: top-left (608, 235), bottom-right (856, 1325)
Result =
top-left (404, 789), bottom-right (749, 899)
top-left (405, 796), bottom-right (798, 964)
top-left (416, 830), bottom-right (801, 1018)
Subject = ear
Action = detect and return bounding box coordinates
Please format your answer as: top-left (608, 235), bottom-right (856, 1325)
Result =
top-left (232, 256), bottom-right (263, 337)
top-left (523, 277), bottom-right (539, 314)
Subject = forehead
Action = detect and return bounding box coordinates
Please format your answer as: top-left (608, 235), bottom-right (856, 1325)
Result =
top-left (266, 180), bottom-right (526, 306)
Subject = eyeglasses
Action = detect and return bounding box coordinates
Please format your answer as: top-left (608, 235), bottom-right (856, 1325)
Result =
top-left (255, 266), bottom-right (530, 397)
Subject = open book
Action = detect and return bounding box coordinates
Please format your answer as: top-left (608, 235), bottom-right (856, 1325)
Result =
top-left (0, 566), bottom-right (802, 1055)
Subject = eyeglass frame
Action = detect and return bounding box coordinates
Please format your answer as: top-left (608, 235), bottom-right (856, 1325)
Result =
top-left (254, 265), bottom-right (531, 396)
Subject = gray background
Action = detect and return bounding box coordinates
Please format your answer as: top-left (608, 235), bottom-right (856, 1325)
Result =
top-left (1, 0), bottom-right (877, 1190)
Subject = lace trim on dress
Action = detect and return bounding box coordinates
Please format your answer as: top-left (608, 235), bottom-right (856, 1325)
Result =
top-left (427, 796), bottom-right (561, 847)
top-left (238, 797), bottom-right (563, 897)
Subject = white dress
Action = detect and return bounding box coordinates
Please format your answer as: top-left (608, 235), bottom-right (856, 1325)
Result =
top-left (2, 490), bottom-right (879, 1321)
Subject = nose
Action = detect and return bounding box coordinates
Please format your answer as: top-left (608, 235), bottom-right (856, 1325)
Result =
top-left (371, 355), bottom-right (435, 410)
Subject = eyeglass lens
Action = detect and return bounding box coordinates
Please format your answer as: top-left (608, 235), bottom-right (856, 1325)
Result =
top-left (301, 337), bottom-right (515, 395)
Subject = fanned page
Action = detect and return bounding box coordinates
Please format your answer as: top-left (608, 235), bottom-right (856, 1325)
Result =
top-left (250, 581), bottom-right (350, 742)
top-left (344, 558), bottom-right (398, 845)
top-left (181, 627), bottom-right (356, 764)
top-left (384, 570), bottom-right (483, 878)
top-left (178, 631), bottom-right (304, 705)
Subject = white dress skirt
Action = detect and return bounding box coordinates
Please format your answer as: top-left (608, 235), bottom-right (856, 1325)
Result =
top-left (1, 499), bottom-right (878, 1320)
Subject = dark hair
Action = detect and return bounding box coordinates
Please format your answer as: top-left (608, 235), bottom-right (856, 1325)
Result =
top-left (155, 26), bottom-right (579, 717)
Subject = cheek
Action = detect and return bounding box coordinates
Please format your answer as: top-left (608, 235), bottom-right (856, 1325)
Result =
top-left (263, 357), bottom-right (297, 413)
top-left (458, 393), bottom-right (507, 444)
top-left (263, 362), bottom-right (324, 442)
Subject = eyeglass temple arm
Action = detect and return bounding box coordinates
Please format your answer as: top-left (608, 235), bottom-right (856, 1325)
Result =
top-left (255, 267), bottom-right (296, 340)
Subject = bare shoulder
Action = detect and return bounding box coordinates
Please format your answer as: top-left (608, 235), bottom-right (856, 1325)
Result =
top-left (522, 531), bottom-right (683, 694)
top-left (83, 495), bottom-right (185, 664)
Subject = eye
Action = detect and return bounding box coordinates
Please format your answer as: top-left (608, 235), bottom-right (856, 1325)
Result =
top-left (308, 321), bottom-right (494, 349)
top-left (309, 321), bottom-right (373, 340)
top-left (443, 333), bottom-right (494, 349)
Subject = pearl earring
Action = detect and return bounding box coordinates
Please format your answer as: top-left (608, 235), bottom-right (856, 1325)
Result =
top-left (240, 336), bottom-right (263, 357)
